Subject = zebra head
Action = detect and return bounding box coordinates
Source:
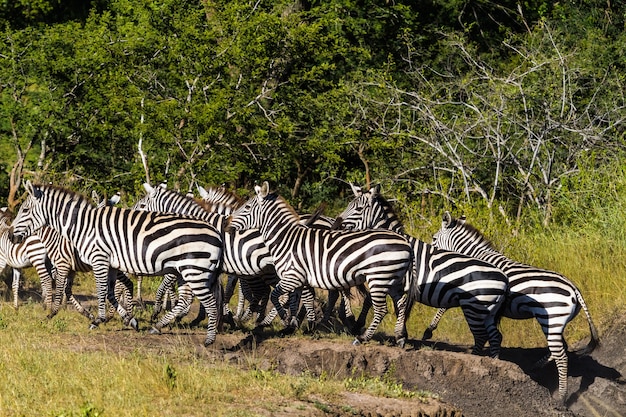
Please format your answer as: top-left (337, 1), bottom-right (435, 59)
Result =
top-left (10, 181), bottom-right (46, 243)
top-left (197, 184), bottom-right (244, 215)
top-left (333, 184), bottom-right (402, 233)
top-left (227, 181), bottom-right (270, 232)
top-left (0, 207), bottom-right (12, 231)
top-left (132, 182), bottom-right (167, 211)
top-left (431, 211), bottom-right (471, 251)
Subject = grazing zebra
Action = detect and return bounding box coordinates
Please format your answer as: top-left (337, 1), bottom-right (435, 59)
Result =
top-left (333, 185), bottom-right (508, 358)
top-left (0, 208), bottom-right (55, 313)
top-left (228, 181), bottom-right (414, 346)
top-left (10, 182), bottom-right (224, 346)
top-left (432, 212), bottom-right (600, 404)
top-left (134, 183), bottom-right (320, 329)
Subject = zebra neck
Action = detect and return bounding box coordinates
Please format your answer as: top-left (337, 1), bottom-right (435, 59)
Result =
top-left (258, 204), bottom-right (301, 248)
top-left (47, 197), bottom-right (96, 249)
top-left (461, 243), bottom-right (512, 269)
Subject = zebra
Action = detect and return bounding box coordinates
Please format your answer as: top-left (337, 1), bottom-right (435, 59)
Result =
top-left (0, 208), bottom-right (55, 313)
top-left (36, 225), bottom-right (135, 320)
top-left (134, 183), bottom-right (276, 327)
top-left (204, 185), bottom-right (371, 333)
top-left (227, 181), bottom-right (414, 346)
top-left (333, 184), bottom-right (508, 358)
top-left (10, 181), bottom-right (224, 346)
top-left (431, 211), bottom-right (600, 404)
top-left (133, 183), bottom-right (321, 330)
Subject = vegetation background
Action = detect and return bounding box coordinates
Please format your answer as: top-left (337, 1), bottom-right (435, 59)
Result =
top-left (0, 1), bottom-right (625, 414)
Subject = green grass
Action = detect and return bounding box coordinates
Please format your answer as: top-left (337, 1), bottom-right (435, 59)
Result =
top-left (0, 281), bottom-right (439, 417)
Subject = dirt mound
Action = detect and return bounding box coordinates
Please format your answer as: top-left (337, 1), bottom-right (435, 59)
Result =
top-left (203, 315), bottom-right (626, 417)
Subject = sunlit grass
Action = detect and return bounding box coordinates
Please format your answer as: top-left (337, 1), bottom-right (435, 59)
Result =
top-left (0, 283), bottom-right (439, 417)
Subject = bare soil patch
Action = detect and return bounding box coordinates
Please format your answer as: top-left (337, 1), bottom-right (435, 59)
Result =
top-left (70, 311), bottom-right (625, 417)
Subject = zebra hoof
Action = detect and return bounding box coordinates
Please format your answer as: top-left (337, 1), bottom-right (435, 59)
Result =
top-left (422, 328), bottom-right (433, 340)
top-left (203, 337), bottom-right (216, 347)
top-left (396, 337), bottom-right (406, 349)
top-left (89, 323), bottom-right (99, 330)
top-left (149, 326), bottom-right (161, 335)
top-left (352, 338), bottom-right (362, 346)
top-left (128, 317), bottom-right (139, 331)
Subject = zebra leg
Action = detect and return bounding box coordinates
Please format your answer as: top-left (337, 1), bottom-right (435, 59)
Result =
top-left (355, 286), bottom-right (389, 345)
top-left (389, 290), bottom-right (409, 348)
top-left (533, 324), bottom-right (569, 405)
top-left (151, 274), bottom-right (177, 321)
top-left (192, 271), bottom-right (223, 347)
top-left (300, 286), bottom-right (318, 332)
top-left (11, 268), bottom-right (20, 309)
top-left (111, 278), bottom-right (133, 317)
top-left (105, 268), bottom-right (138, 331)
top-left (337, 291), bottom-right (359, 335)
top-left (234, 284), bottom-right (249, 321)
top-left (269, 284), bottom-right (292, 328)
top-left (483, 312), bottom-right (503, 359)
top-left (461, 306), bottom-right (492, 356)
top-left (151, 282), bottom-right (194, 333)
top-left (423, 308), bottom-right (447, 340)
top-left (354, 284), bottom-right (372, 331)
top-left (322, 289), bottom-right (341, 325)
top-left (64, 271), bottom-right (95, 320)
top-left (135, 276), bottom-right (144, 308)
top-left (223, 274), bottom-right (238, 316)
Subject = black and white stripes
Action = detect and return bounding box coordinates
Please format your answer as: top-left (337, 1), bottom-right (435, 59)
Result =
top-left (333, 185), bottom-right (508, 358)
top-left (228, 182), bottom-right (413, 346)
top-left (432, 212), bottom-right (600, 403)
top-left (10, 181), bottom-right (224, 346)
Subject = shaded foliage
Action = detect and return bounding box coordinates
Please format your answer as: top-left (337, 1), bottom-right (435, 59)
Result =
top-left (0, 0), bottom-right (625, 224)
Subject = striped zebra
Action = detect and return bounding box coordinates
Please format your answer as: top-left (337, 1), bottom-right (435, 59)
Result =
top-left (0, 208), bottom-right (55, 313)
top-left (204, 185), bottom-right (371, 333)
top-left (36, 225), bottom-right (135, 320)
top-left (227, 181), bottom-right (414, 346)
top-left (10, 181), bottom-right (224, 346)
top-left (134, 183), bottom-right (320, 329)
top-left (333, 185), bottom-right (508, 358)
top-left (432, 212), bottom-right (600, 404)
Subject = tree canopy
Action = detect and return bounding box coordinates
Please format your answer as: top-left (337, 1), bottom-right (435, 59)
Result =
top-left (1, 0), bottom-right (624, 225)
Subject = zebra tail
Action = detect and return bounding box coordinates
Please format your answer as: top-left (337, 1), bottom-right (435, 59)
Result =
top-left (573, 288), bottom-right (600, 357)
top-left (405, 242), bottom-right (419, 322)
top-left (213, 269), bottom-right (224, 332)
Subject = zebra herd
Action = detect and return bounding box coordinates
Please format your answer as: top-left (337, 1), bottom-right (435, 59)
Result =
top-left (3, 180), bottom-right (600, 406)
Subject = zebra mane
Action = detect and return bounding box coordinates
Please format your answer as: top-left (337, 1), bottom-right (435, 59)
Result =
top-left (267, 192), bottom-right (302, 222)
top-left (35, 184), bottom-right (94, 206)
top-left (201, 186), bottom-right (245, 209)
top-left (371, 193), bottom-right (405, 234)
top-left (454, 218), bottom-right (496, 251)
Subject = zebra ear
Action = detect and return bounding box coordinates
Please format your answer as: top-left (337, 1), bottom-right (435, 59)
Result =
top-left (197, 185), bottom-right (208, 199)
top-left (259, 181), bottom-right (270, 198)
top-left (442, 211), bottom-right (453, 227)
top-left (369, 184), bottom-right (380, 198)
top-left (143, 183), bottom-right (155, 196)
top-left (350, 183), bottom-right (362, 197)
top-left (25, 181), bottom-right (42, 199)
top-left (459, 215), bottom-right (467, 224)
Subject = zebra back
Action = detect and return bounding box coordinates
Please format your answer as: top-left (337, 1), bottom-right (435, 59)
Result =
top-left (133, 183), bottom-right (222, 229)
